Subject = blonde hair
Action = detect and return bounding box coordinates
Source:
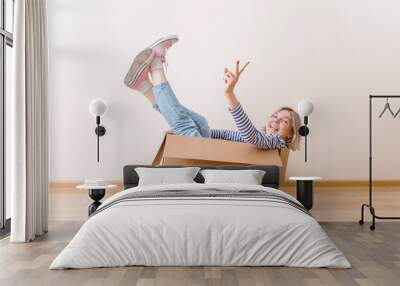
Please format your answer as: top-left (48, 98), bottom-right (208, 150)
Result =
top-left (261, 106), bottom-right (301, 151)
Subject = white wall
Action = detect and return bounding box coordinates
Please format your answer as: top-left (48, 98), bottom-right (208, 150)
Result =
top-left (48, 0), bottom-right (400, 181)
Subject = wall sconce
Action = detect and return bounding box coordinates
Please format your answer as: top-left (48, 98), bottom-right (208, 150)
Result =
top-left (89, 98), bottom-right (107, 162)
top-left (297, 99), bottom-right (314, 162)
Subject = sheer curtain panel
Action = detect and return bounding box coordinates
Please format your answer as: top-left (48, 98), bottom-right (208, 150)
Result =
top-left (10, 0), bottom-right (48, 242)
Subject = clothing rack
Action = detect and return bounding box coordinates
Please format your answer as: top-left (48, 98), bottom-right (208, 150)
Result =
top-left (359, 95), bottom-right (400, 230)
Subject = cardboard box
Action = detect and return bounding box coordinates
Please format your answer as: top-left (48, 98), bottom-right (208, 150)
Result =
top-left (152, 133), bottom-right (289, 184)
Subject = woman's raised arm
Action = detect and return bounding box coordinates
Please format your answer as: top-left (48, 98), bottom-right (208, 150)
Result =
top-left (221, 61), bottom-right (286, 149)
top-left (223, 60), bottom-right (249, 109)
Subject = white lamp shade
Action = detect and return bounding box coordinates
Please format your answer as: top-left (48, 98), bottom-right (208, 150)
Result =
top-left (297, 99), bottom-right (314, 116)
top-left (89, 98), bottom-right (107, 117)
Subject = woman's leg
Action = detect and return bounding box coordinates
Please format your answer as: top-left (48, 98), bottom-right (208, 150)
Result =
top-left (143, 89), bottom-right (156, 105)
top-left (178, 105), bottom-right (211, 137)
top-left (153, 89), bottom-right (202, 136)
top-left (123, 48), bottom-right (163, 114)
top-left (150, 59), bottom-right (211, 137)
top-left (124, 36), bottom-right (208, 137)
top-left (150, 58), bottom-right (168, 85)
top-left (136, 57), bottom-right (165, 107)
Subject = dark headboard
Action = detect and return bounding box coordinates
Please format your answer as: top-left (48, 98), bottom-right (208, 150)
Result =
top-left (123, 165), bottom-right (280, 190)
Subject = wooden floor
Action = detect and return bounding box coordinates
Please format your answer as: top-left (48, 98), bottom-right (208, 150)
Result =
top-left (1, 222), bottom-right (400, 286)
top-left (48, 186), bottom-right (400, 222)
top-left (1, 186), bottom-right (400, 285)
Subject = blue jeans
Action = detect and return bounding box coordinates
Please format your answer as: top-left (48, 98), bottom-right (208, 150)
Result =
top-left (152, 82), bottom-right (211, 137)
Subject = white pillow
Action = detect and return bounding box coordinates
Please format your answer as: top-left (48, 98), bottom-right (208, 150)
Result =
top-left (200, 169), bottom-right (266, 185)
top-left (135, 167), bottom-right (200, 186)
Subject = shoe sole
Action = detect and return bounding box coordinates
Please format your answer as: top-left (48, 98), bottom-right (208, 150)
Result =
top-left (149, 34), bottom-right (179, 49)
top-left (124, 48), bottom-right (154, 88)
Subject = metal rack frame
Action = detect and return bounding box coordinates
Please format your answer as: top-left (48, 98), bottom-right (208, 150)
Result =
top-left (359, 95), bottom-right (400, 230)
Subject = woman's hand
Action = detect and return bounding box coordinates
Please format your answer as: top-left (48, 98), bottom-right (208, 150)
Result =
top-left (223, 60), bottom-right (249, 109)
top-left (223, 60), bottom-right (250, 96)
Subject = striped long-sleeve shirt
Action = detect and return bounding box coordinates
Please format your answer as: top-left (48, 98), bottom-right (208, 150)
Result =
top-left (210, 103), bottom-right (288, 150)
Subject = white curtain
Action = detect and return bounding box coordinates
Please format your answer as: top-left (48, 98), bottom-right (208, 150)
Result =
top-left (10, 0), bottom-right (49, 242)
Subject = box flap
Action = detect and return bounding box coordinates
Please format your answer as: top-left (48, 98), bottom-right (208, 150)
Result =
top-left (152, 133), bottom-right (168, 165)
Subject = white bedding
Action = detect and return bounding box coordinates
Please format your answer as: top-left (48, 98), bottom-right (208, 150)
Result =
top-left (50, 183), bottom-right (351, 269)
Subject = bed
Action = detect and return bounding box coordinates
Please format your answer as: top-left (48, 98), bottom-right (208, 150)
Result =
top-left (50, 165), bottom-right (350, 269)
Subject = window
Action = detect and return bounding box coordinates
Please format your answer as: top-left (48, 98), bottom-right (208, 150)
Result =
top-left (0, 0), bottom-right (14, 236)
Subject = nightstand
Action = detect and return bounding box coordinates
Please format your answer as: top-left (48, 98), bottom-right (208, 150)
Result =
top-left (289, 177), bottom-right (321, 210)
top-left (76, 184), bottom-right (117, 216)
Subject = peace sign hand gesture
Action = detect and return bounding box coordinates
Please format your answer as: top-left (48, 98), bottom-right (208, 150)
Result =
top-left (223, 60), bottom-right (250, 95)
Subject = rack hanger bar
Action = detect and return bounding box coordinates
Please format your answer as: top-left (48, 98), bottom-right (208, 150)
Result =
top-left (370, 95), bottom-right (400, 98)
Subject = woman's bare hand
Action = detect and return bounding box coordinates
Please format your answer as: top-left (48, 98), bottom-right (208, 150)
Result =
top-left (223, 60), bottom-right (250, 95)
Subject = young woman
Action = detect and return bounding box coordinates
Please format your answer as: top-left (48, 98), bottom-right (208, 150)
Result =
top-left (124, 35), bottom-right (301, 150)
